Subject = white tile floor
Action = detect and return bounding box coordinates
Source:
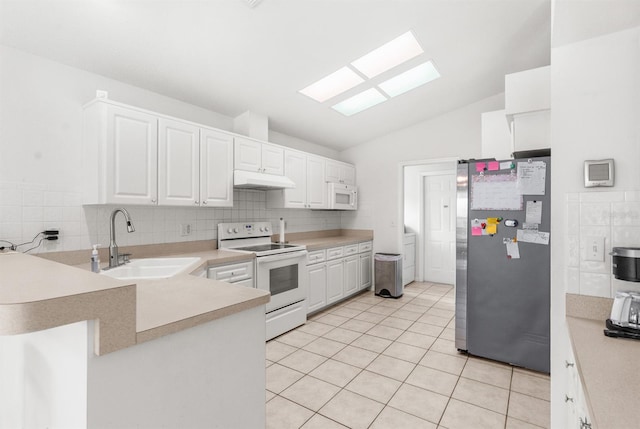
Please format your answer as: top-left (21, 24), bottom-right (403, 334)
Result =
top-left (266, 282), bottom-right (550, 429)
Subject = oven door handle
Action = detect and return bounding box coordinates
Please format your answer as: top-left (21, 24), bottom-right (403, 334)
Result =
top-left (257, 250), bottom-right (308, 263)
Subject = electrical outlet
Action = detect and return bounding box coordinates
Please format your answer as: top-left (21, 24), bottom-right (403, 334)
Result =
top-left (179, 223), bottom-right (192, 236)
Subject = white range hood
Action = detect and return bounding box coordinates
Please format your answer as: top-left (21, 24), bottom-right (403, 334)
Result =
top-left (233, 170), bottom-right (296, 190)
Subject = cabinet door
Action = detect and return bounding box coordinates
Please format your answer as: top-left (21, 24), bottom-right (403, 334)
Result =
top-left (326, 260), bottom-right (344, 304)
top-left (106, 105), bottom-right (158, 205)
top-left (359, 253), bottom-right (372, 290)
top-left (325, 161), bottom-right (341, 183)
top-left (307, 263), bottom-right (327, 314)
top-left (306, 155), bottom-right (327, 209)
top-left (344, 255), bottom-right (359, 296)
top-left (158, 118), bottom-right (200, 206)
top-left (261, 143), bottom-right (284, 175)
top-left (342, 164), bottom-right (356, 185)
top-left (234, 137), bottom-right (262, 172)
top-left (200, 129), bottom-right (233, 207)
top-left (283, 150), bottom-right (307, 208)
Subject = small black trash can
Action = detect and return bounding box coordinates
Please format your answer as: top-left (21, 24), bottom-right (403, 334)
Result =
top-left (374, 253), bottom-right (403, 298)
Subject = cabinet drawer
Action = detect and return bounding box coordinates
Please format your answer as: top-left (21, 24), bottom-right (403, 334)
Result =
top-left (307, 250), bottom-right (326, 265)
top-left (358, 241), bottom-right (373, 253)
top-left (344, 244), bottom-right (359, 256)
top-left (326, 246), bottom-right (344, 260)
top-left (207, 261), bottom-right (254, 284)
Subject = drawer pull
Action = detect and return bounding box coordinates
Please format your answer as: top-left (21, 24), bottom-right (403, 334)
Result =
top-left (565, 361), bottom-right (575, 368)
top-left (565, 395), bottom-right (574, 403)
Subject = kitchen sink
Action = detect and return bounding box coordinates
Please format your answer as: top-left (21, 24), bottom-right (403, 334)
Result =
top-left (100, 257), bottom-right (201, 280)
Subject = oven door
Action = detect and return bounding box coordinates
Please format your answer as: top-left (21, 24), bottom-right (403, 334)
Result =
top-left (256, 250), bottom-right (308, 313)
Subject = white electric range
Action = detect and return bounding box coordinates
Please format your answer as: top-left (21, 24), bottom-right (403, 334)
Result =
top-left (217, 222), bottom-right (307, 340)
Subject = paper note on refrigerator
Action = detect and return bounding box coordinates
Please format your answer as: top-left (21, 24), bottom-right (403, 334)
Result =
top-left (472, 227), bottom-right (483, 236)
top-left (525, 200), bottom-right (543, 224)
top-left (475, 162), bottom-right (486, 172)
top-left (516, 161), bottom-right (546, 195)
top-left (471, 174), bottom-right (523, 210)
top-left (506, 241), bottom-right (520, 259)
top-left (500, 161), bottom-right (514, 170)
top-left (488, 161), bottom-right (499, 171)
top-left (486, 224), bottom-right (497, 234)
top-left (517, 229), bottom-right (550, 245)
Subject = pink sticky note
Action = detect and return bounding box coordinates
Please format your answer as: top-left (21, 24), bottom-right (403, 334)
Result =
top-left (488, 161), bottom-right (499, 171)
top-left (472, 227), bottom-right (483, 236)
top-left (475, 162), bottom-right (486, 172)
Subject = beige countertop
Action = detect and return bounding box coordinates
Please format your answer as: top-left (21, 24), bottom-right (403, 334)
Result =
top-left (1, 231), bottom-right (373, 356)
top-left (565, 293), bottom-right (640, 429)
top-left (0, 249), bottom-right (268, 355)
top-left (282, 230), bottom-right (373, 251)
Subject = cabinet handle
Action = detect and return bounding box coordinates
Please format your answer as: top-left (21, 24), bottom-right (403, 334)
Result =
top-left (565, 361), bottom-right (575, 368)
top-left (565, 395), bottom-right (574, 403)
top-left (195, 200), bottom-right (199, 205)
top-left (151, 199), bottom-right (157, 203)
top-left (202, 201), bottom-right (208, 205)
top-left (580, 417), bottom-right (592, 429)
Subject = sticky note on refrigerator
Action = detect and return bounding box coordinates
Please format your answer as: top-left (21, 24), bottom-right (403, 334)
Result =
top-left (475, 162), bottom-right (486, 172)
top-left (472, 226), bottom-right (483, 236)
top-left (500, 161), bottom-right (514, 170)
top-left (486, 224), bottom-right (497, 234)
top-left (488, 161), bottom-right (499, 171)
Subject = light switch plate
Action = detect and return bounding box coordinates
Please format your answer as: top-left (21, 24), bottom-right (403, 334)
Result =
top-left (584, 236), bottom-right (605, 262)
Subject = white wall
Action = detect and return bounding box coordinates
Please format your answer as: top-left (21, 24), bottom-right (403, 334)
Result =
top-left (269, 130), bottom-right (340, 159)
top-left (0, 46), bottom-right (341, 252)
top-left (340, 94), bottom-right (503, 254)
top-left (550, 24), bottom-right (640, 427)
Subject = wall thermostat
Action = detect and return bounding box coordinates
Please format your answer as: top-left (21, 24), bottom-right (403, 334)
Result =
top-left (584, 159), bottom-right (614, 187)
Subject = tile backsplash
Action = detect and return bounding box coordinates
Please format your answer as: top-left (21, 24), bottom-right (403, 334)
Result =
top-left (565, 190), bottom-right (640, 298)
top-left (0, 181), bottom-right (342, 254)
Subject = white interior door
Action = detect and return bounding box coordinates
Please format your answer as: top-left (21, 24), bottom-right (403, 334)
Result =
top-left (424, 174), bottom-right (456, 284)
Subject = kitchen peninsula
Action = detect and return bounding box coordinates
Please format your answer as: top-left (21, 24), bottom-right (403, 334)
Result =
top-left (0, 250), bottom-right (269, 429)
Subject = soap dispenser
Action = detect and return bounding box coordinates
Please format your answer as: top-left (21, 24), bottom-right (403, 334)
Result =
top-left (91, 245), bottom-right (101, 273)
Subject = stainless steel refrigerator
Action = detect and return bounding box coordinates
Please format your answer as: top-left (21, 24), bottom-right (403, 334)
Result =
top-left (455, 155), bottom-right (550, 373)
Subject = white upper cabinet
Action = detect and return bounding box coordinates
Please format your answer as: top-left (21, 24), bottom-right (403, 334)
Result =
top-left (83, 99), bottom-right (233, 207)
top-left (306, 155), bottom-right (326, 208)
top-left (261, 143), bottom-right (285, 175)
top-left (83, 103), bottom-right (159, 205)
top-left (234, 136), bottom-right (284, 175)
top-left (282, 150), bottom-right (307, 208)
top-left (200, 129), bottom-right (233, 207)
top-left (158, 118), bottom-right (200, 206)
top-left (266, 150), bottom-right (327, 209)
top-left (326, 160), bottom-right (355, 185)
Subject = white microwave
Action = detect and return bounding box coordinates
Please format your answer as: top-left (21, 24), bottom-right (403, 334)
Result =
top-left (327, 183), bottom-right (357, 210)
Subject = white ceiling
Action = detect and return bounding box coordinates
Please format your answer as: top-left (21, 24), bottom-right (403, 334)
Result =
top-left (552, 0), bottom-right (640, 47)
top-left (0, 0), bottom-right (551, 150)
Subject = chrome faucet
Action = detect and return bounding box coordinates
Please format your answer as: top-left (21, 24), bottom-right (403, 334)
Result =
top-left (109, 208), bottom-right (135, 268)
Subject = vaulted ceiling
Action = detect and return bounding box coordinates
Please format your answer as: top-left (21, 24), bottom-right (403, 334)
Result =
top-left (0, 0), bottom-right (551, 150)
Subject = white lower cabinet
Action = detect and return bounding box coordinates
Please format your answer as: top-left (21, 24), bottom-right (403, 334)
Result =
top-left (207, 261), bottom-right (254, 287)
top-left (359, 252), bottom-right (372, 290)
top-left (326, 259), bottom-right (345, 305)
top-left (307, 262), bottom-right (327, 314)
top-left (565, 344), bottom-right (592, 429)
top-left (306, 241), bottom-right (372, 315)
top-left (344, 255), bottom-right (359, 296)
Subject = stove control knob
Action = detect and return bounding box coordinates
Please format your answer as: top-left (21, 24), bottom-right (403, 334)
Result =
top-left (259, 227), bottom-right (264, 232)
top-left (227, 228), bottom-right (233, 234)
top-left (265, 227), bottom-right (270, 232)
top-left (233, 228), bottom-right (239, 233)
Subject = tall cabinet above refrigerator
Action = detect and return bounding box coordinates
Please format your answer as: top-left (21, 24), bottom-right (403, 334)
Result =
top-left (455, 154), bottom-right (550, 373)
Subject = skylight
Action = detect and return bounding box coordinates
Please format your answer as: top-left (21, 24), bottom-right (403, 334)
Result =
top-left (298, 30), bottom-right (439, 116)
top-left (299, 67), bottom-right (364, 103)
top-left (378, 61), bottom-right (441, 97)
top-left (331, 89), bottom-right (387, 116)
top-left (351, 31), bottom-right (423, 78)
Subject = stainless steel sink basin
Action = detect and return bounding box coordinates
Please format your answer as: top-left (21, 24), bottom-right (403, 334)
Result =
top-left (100, 257), bottom-right (201, 280)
